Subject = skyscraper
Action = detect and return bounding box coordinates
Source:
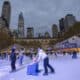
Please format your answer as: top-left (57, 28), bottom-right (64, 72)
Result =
top-left (0, 16), bottom-right (9, 34)
top-left (27, 27), bottom-right (34, 38)
top-left (1, 0), bottom-right (11, 28)
top-left (0, 17), bottom-right (6, 28)
top-left (64, 14), bottom-right (76, 31)
top-left (59, 18), bottom-right (65, 32)
top-left (52, 24), bottom-right (58, 38)
top-left (18, 12), bottom-right (24, 38)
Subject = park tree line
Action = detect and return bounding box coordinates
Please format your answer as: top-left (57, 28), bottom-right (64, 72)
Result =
top-left (0, 27), bottom-right (14, 50)
top-left (0, 22), bottom-right (80, 50)
top-left (15, 22), bottom-right (80, 49)
top-left (15, 40), bottom-right (41, 49)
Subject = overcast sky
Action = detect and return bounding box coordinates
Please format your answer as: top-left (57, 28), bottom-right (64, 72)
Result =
top-left (0, 0), bottom-right (80, 36)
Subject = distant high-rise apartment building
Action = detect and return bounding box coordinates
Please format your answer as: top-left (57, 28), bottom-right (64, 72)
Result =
top-left (37, 33), bottom-right (43, 38)
top-left (64, 14), bottom-right (76, 31)
top-left (44, 32), bottom-right (51, 38)
top-left (27, 27), bottom-right (34, 38)
top-left (1, 0), bottom-right (11, 28)
top-left (18, 12), bottom-right (24, 38)
top-left (59, 18), bottom-right (65, 32)
top-left (52, 24), bottom-right (58, 38)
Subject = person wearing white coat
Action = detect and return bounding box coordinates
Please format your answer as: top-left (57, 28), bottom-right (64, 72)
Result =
top-left (37, 48), bottom-right (54, 75)
top-left (19, 48), bottom-right (25, 65)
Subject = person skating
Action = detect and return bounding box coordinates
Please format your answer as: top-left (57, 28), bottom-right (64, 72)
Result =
top-left (37, 48), bottom-right (55, 75)
top-left (72, 51), bottom-right (77, 59)
top-left (19, 48), bottom-right (25, 65)
top-left (30, 48), bottom-right (34, 59)
top-left (10, 48), bottom-right (16, 72)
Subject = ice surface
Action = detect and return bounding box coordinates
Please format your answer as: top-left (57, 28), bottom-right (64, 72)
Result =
top-left (0, 55), bottom-right (80, 80)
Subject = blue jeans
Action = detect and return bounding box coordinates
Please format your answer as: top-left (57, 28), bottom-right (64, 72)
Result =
top-left (43, 57), bottom-right (54, 74)
top-left (19, 56), bottom-right (23, 65)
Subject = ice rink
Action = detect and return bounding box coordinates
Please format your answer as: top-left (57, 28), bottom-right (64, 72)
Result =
top-left (0, 54), bottom-right (80, 80)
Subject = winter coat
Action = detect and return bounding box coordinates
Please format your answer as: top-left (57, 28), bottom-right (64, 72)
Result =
top-left (10, 52), bottom-right (16, 62)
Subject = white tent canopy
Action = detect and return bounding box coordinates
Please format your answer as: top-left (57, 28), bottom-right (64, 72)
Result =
top-left (54, 36), bottom-right (80, 49)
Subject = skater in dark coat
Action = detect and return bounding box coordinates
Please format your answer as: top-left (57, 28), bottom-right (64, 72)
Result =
top-left (72, 51), bottom-right (77, 59)
top-left (10, 48), bottom-right (16, 72)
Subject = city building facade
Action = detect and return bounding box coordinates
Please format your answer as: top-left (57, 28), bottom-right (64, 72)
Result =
top-left (44, 31), bottom-right (51, 38)
top-left (27, 27), bottom-right (34, 38)
top-left (59, 18), bottom-right (65, 32)
top-left (18, 12), bottom-right (24, 38)
top-left (52, 24), bottom-right (58, 38)
top-left (1, 0), bottom-right (11, 28)
top-left (64, 14), bottom-right (76, 31)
